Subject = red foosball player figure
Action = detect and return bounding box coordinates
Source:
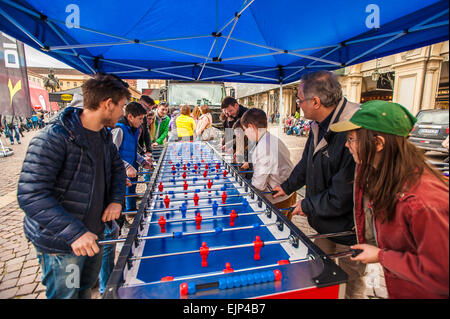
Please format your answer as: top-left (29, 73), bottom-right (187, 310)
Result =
top-left (223, 262), bottom-right (234, 273)
top-left (193, 193), bottom-right (199, 206)
top-left (223, 170), bottom-right (228, 177)
top-left (221, 192), bottom-right (227, 204)
top-left (158, 182), bottom-right (163, 195)
top-left (230, 209), bottom-right (237, 227)
top-left (163, 195), bottom-right (170, 208)
top-left (203, 170), bottom-right (208, 178)
top-left (195, 212), bottom-right (202, 229)
top-left (207, 179), bottom-right (213, 193)
top-left (253, 236), bottom-right (263, 260)
top-left (158, 216), bottom-right (166, 233)
top-left (182, 171), bottom-right (187, 179)
top-left (200, 242), bottom-right (209, 267)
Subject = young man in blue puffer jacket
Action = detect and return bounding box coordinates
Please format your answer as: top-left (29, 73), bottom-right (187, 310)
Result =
top-left (111, 102), bottom-right (152, 229)
top-left (17, 74), bottom-right (130, 299)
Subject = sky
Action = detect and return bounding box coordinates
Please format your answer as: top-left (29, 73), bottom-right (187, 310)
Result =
top-left (24, 44), bottom-right (149, 91)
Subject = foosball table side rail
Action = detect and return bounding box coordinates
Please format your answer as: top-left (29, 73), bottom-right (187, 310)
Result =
top-left (103, 145), bottom-right (167, 299)
top-left (206, 142), bottom-right (349, 291)
top-left (103, 142), bottom-right (348, 299)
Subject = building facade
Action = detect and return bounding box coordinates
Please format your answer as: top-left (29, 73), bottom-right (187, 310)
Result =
top-left (27, 67), bottom-right (142, 101)
top-left (236, 41), bottom-right (449, 121)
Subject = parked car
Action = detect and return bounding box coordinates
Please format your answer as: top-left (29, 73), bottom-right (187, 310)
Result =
top-left (409, 109), bottom-right (449, 153)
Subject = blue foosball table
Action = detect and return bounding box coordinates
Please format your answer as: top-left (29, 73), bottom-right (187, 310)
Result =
top-left (103, 141), bottom-right (349, 299)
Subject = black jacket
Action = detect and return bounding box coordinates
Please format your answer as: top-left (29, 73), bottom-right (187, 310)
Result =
top-left (17, 107), bottom-right (126, 254)
top-left (138, 116), bottom-right (151, 154)
top-left (281, 98), bottom-right (360, 245)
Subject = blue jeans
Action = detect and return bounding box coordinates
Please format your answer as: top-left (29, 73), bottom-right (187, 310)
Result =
top-left (36, 246), bottom-right (103, 299)
top-left (143, 168), bottom-right (151, 182)
top-left (99, 221), bottom-right (119, 295)
top-left (125, 175), bottom-right (137, 211)
top-left (7, 125), bottom-right (20, 144)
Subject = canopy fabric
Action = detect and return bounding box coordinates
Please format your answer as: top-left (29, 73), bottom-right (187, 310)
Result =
top-left (0, 0), bottom-right (448, 84)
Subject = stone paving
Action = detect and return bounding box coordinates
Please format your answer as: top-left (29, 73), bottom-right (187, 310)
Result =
top-left (0, 130), bottom-right (46, 299)
top-left (0, 125), bottom-right (391, 299)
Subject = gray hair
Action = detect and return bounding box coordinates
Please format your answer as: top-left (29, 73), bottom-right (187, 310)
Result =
top-left (300, 71), bottom-right (343, 107)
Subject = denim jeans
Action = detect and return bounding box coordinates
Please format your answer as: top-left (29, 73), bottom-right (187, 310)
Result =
top-left (125, 175), bottom-right (137, 211)
top-left (99, 221), bottom-right (119, 295)
top-left (6, 125), bottom-right (20, 144)
top-left (143, 168), bottom-right (151, 182)
top-left (36, 246), bottom-right (103, 299)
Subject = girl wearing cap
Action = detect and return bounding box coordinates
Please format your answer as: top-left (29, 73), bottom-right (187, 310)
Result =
top-left (330, 100), bottom-right (449, 299)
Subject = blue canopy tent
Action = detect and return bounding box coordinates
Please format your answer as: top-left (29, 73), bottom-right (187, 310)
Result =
top-left (0, 0), bottom-right (448, 118)
top-left (1, 0), bottom-right (448, 83)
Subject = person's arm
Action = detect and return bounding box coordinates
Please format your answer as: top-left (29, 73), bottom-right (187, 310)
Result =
top-left (17, 130), bottom-right (88, 245)
top-left (300, 144), bottom-right (355, 218)
top-left (376, 199), bottom-right (449, 296)
top-left (107, 136), bottom-right (127, 205)
top-left (141, 117), bottom-right (152, 153)
top-left (196, 116), bottom-right (206, 135)
top-left (156, 118), bottom-right (169, 145)
top-left (111, 127), bottom-right (132, 169)
top-left (280, 133), bottom-right (312, 195)
top-left (251, 151), bottom-right (270, 191)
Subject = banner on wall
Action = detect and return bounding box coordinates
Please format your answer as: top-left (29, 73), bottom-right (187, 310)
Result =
top-left (0, 32), bottom-right (32, 117)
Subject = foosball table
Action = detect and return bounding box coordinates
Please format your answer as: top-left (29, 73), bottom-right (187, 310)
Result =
top-left (103, 141), bottom-right (349, 299)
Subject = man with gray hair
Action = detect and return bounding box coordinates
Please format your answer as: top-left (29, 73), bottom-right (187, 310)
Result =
top-left (272, 70), bottom-right (366, 299)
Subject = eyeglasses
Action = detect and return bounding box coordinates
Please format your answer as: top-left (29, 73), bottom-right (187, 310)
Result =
top-left (346, 136), bottom-right (358, 144)
top-left (296, 98), bottom-right (312, 105)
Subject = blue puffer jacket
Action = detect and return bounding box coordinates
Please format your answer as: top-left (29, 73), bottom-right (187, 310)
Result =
top-left (17, 107), bottom-right (126, 254)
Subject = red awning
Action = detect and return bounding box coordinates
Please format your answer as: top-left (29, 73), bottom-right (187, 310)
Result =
top-left (28, 81), bottom-right (59, 112)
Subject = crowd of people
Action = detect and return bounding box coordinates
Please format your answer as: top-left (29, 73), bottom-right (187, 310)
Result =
top-left (15, 70), bottom-right (448, 300)
top-left (0, 112), bottom-right (46, 146)
top-left (284, 113), bottom-right (311, 137)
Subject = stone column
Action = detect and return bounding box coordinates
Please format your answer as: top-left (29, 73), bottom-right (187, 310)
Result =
top-left (342, 65), bottom-right (363, 103)
top-left (392, 44), bottom-right (444, 114)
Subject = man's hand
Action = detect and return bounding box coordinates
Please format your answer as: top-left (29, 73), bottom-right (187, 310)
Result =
top-left (71, 232), bottom-right (99, 257)
top-left (350, 244), bottom-right (381, 264)
top-left (143, 160), bottom-right (153, 170)
top-left (152, 142), bottom-right (159, 147)
top-left (126, 178), bottom-right (132, 187)
top-left (240, 162), bottom-right (250, 170)
top-left (272, 185), bottom-right (286, 198)
top-left (291, 200), bottom-right (306, 216)
top-left (102, 202), bottom-right (122, 222)
top-left (126, 165), bottom-right (137, 178)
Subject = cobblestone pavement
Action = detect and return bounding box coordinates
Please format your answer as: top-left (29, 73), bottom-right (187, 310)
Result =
top-left (0, 130), bottom-right (47, 299)
top-left (0, 126), bottom-right (391, 299)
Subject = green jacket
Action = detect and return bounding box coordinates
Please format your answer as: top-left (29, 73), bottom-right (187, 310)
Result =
top-left (154, 115), bottom-right (170, 145)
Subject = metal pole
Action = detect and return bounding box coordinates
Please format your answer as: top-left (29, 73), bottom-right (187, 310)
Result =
top-left (278, 83), bottom-right (283, 133)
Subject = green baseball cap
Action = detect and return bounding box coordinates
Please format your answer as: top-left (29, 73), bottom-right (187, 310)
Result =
top-left (330, 100), bottom-right (417, 136)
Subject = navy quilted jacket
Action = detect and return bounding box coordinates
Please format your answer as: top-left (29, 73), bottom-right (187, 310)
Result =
top-left (17, 107), bottom-right (126, 254)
